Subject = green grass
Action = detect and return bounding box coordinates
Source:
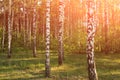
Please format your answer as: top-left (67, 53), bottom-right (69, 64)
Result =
top-left (0, 48), bottom-right (120, 80)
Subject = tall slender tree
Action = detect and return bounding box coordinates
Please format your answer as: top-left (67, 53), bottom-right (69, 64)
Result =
top-left (58, 0), bottom-right (65, 65)
top-left (86, 0), bottom-right (98, 80)
top-left (8, 0), bottom-right (12, 58)
top-left (2, 0), bottom-right (6, 51)
top-left (23, 0), bottom-right (26, 46)
top-left (104, 0), bottom-right (109, 54)
top-left (32, 0), bottom-right (37, 57)
top-left (45, 0), bottom-right (51, 77)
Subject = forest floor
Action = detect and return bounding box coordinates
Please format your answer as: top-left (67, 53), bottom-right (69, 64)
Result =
top-left (0, 48), bottom-right (120, 80)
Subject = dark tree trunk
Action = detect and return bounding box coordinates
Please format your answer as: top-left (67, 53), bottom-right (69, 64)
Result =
top-left (23, 0), bottom-right (26, 46)
top-left (104, 0), bottom-right (109, 54)
top-left (32, 1), bottom-right (37, 57)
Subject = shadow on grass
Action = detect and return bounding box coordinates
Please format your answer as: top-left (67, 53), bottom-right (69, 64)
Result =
top-left (99, 74), bottom-right (120, 80)
top-left (0, 52), bottom-right (120, 80)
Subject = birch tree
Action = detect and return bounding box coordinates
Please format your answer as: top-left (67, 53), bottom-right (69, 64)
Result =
top-left (23, 0), bottom-right (26, 46)
top-left (58, 0), bottom-right (65, 65)
top-left (2, 0), bottom-right (5, 51)
top-left (32, 0), bottom-right (37, 57)
top-left (45, 0), bottom-right (51, 77)
top-left (86, 0), bottom-right (98, 80)
top-left (104, 0), bottom-right (109, 54)
top-left (8, 0), bottom-right (12, 58)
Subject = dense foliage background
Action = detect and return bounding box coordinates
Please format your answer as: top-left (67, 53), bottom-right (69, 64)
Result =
top-left (0, 0), bottom-right (120, 54)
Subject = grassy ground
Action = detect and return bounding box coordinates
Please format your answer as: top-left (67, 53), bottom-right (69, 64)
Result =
top-left (0, 48), bottom-right (120, 80)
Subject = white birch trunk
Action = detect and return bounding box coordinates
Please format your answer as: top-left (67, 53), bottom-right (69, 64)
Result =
top-left (86, 0), bottom-right (98, 80)
top-left (8, 0), bottom-right (12, 58)
top-left (45, 0), bottom-right (51, 77)
top-left (58, 0), bottom-right (65, 65)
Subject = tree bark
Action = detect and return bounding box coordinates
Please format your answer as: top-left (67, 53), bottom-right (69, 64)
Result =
top-left (104, 0), bottom-right (109, 54)
top-left (8, 0), bottom-right (12, 58)
top-left (2, 1), bottom-right (6, 51)
top-left (45, 0), bottom-right (51, 77)
top-left (86, 0), bottom-right (98, 80)
top-left (58, 0), bottom-right (65, 65)
top-left (23, 0), bottom-right (26, 46)
top-left (32, 1), bottom-right (37, 57)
